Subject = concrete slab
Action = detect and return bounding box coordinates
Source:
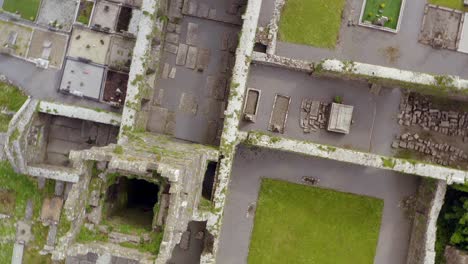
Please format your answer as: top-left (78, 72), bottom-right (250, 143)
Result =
top-left (91, 0), bottom-right (120, 31)
top-left (27, 29), bottom-right (68, 68)
top-left (36, 0), bottom-right (78, 31)
top-left (68, 27), bottom-right (111, 65)
top-left (59, 59), bottom-right (105, 100)
top-left (107, 36), bottom-right (135, 72)
top-left (0, 20), bottom-right (32, 58)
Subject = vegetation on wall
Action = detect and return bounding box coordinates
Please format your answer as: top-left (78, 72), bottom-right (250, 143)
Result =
top-left (435, 184), bottom-right (468, 263)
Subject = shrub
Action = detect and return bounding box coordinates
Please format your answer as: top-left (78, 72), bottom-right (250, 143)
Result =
top-left (334, 96), bottom-right (343, 104)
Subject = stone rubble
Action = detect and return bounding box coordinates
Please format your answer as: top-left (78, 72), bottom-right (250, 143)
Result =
top-left (392, 132), bottom-right (468, 167)
top-left (398, 93), bottom-right (468, 137)
top-left (300, 98), bottom-right (329, 133)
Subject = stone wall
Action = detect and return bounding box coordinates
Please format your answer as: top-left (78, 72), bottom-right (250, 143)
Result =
top-left (406, 179), bottom-right (447, 264)
top-left (314, 59), bottom-right (468, 98)
top-left (119, 0), bottom-right (164, 136)
top-left (201, 0), bottom-right (263, 263)
top-left (38, 101), bottom-right (122, 126)
top-left (244, 131), bottom-right (467, 183)
top-left (66, 132), bottom-right (218, 263)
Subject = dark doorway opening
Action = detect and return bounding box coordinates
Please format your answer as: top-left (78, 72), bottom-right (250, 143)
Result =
top-left (116, 6), bottom-right (133, 32)
top-left (202, 162), bottom-right (217, 200)
top-left (253, 42), bottom-right (267, 53)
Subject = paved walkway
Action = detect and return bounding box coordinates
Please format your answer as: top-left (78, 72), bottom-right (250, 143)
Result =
top-left (272, 0), bottom-right (468, 78)
top-left (0, 54), bottom-right (118, 112)
top-left (241, 64), bottom-right (401, 156)
top-left (217, 145), bottom-right (420, 264)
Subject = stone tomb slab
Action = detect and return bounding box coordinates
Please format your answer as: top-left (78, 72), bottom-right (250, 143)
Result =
top-left (186, 22), bottom-right (199, 46)
top-left (176, 43), bottom-right (188, 65)
top-left (186, 46), bottom-right (198, 69)
top-left (147, 106), bottom-right (169, 133)
top-left (178, 93), bottom-right (198, 115)
top-left (196, 48), bottom-right (211, 72)
top-left (165, 32), bottom-right (180, 44)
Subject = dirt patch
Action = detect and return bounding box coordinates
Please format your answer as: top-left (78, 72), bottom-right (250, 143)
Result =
top-left (116, 6), bottom-right (133, 33)
top-left (381, 46), bottom-right (400, 64)
top-left (103, 71), bottom-right (128, 106)
top-left (0, 189), bottom-right (15, 215)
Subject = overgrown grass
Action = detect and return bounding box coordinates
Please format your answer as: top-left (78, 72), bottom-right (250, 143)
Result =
top-left (0, 161), bottom-right (50, 263)
top-left (119, 231), bottom-right (164, 255)
top-left (2, 0), bottom-right (41, 21)
top-left (76, 226), bottom-right (108, 243)
top-left (362, 0), bottom-right (403, 29)
top-left (0, 243), bottom-right (14, 263)
top-left (278, 0), bottom-right (346, 49)
top-left (76, 1), bottom-right (94, 25)
top-left (429, 0), bottom-right (468, 11)
top-left (248, 179), bottom-right (383, 264)
top-left (0, 82), bottom-right (27, 132)
top-left (0, 161), bottom-right (41, 220)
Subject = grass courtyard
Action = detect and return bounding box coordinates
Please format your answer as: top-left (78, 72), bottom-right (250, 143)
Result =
top-left (278, 0), bottom-right (346, 49)
top-left (361, 0), bottom-right (403, 30)
top-left (429, 0), bottom-right (468, 11)
top-left (248, 179), bottom-right (383, 264)
top-left (2, 0), bottom-right (41, 21)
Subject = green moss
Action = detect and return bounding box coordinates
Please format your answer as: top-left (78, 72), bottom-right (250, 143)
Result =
top-left (57, 212), bottom-right (71, 238)
top-left (76, 226), bottom-right (108, 243)
top-left (113, 145), bottom-right (124, 155)
top-left (381, 157), bottom-right (396, 168)
top-left (198, 197), bottom-right (214, 212)
top-left (9, 128), bottom-right (20, 144)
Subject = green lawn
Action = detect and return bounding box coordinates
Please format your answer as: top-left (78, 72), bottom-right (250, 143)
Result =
top-left (278, 0), bottom-right (346, 49)
top-left (2, 0), bottom-right (41, 21)
top-left (248, 179), bottom-right (383, 264)
top-left (362, 0), bottom-right (403, 30)
top-left (0, 81), bottom-right (28, 132)
top-left (429, 0), bottom-right (468, 11)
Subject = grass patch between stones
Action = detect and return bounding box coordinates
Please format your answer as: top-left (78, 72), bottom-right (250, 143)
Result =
top-left (362, 0), bottom-right (403, 29)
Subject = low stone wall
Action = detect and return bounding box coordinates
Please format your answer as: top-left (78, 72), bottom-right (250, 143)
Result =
top-left (252, 51), bottom-right (313, 72)
top-left (406, 179), bottom-right (447, 264)
top-left (38, 101), bottom-right (121, 126)
top-left (250, 55), bottom-right (468, 98)
top-left (314, 59), bottom-right (468, 97)
top-left (265, 0), bottom-right (285, 55)
top-left (244, 131), bottom-right (467, 184)
top-left (4, 98), bottom-right (37, 173)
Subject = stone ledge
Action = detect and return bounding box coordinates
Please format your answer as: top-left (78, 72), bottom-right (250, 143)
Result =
top-left (38, 101), bottom-right (121, 126)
